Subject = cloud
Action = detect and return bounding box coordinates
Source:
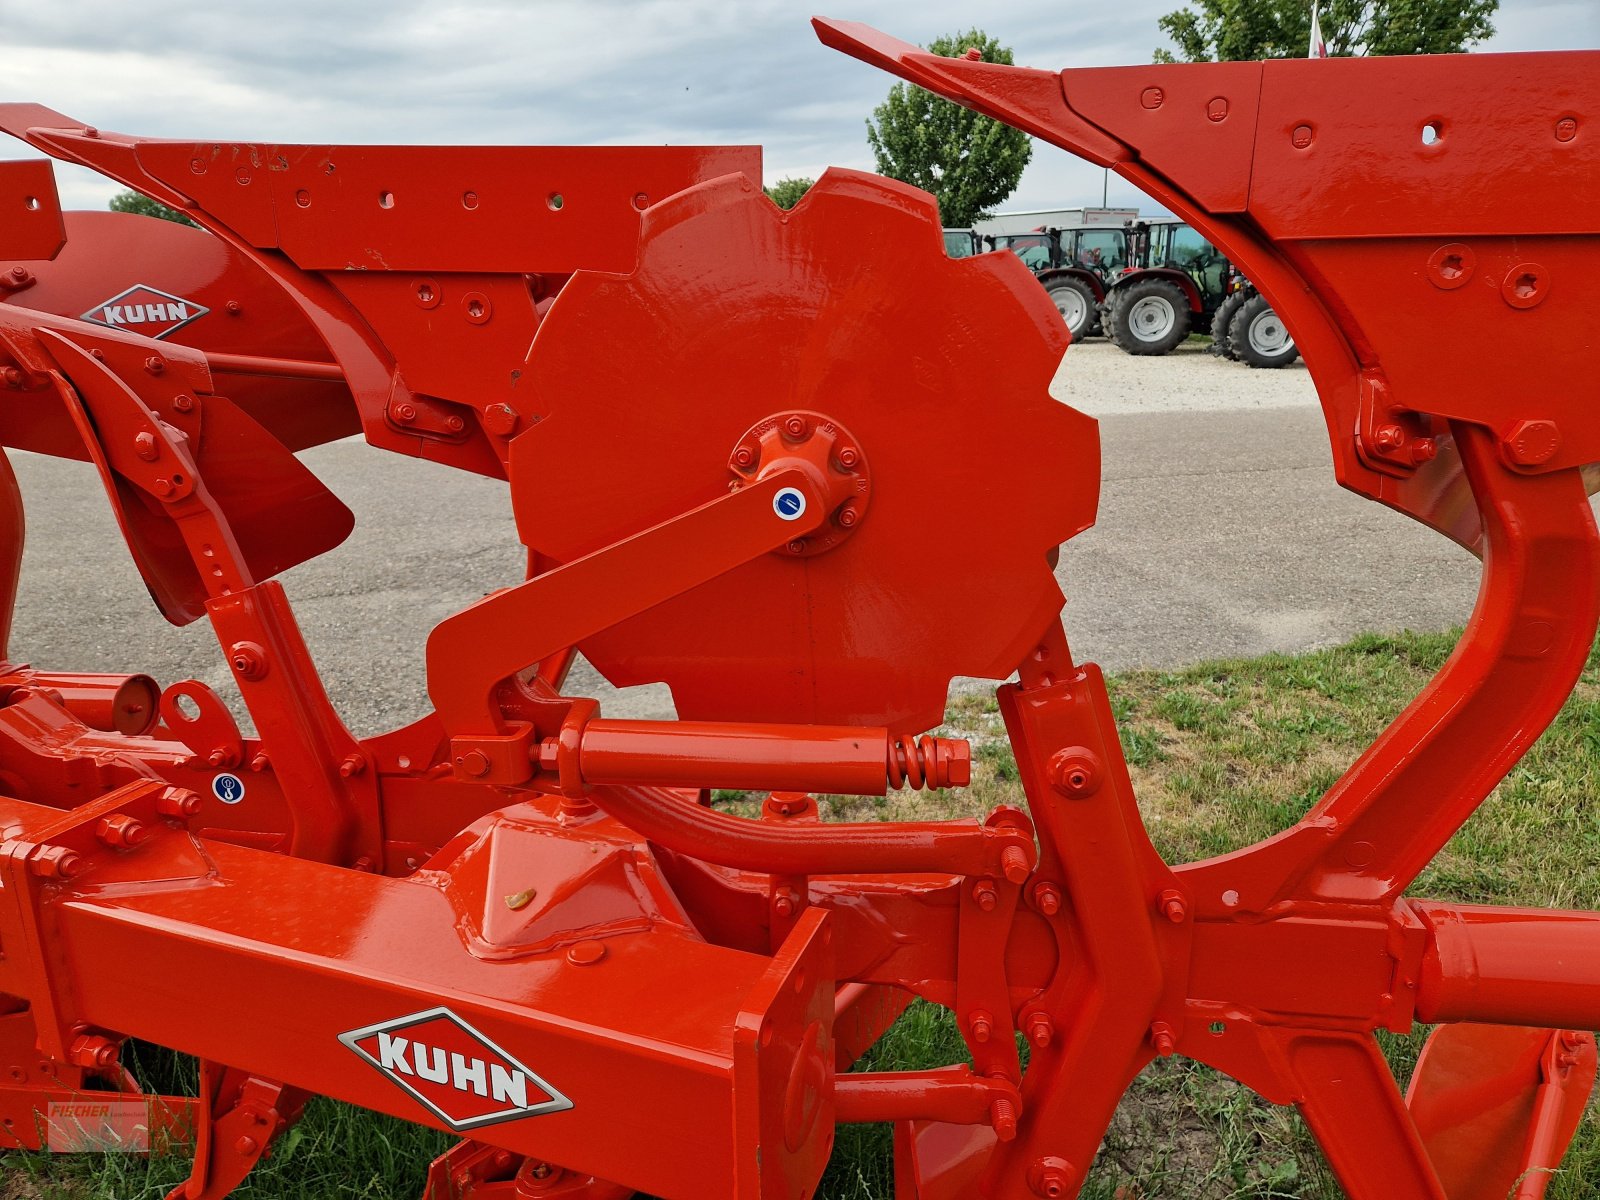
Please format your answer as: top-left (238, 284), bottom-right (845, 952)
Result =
top-left (0, 0), bottom-right (1592, 218)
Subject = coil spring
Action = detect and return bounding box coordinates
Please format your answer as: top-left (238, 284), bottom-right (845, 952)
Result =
top-left (887, 734), bottom-right (960, 790)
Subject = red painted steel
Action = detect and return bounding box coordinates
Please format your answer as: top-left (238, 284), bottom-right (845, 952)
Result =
top-left (0, 26), bottom-right (1591, 1200)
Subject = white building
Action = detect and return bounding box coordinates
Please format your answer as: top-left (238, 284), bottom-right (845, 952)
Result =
top-left (972, 206), bottom-right (1139, 235)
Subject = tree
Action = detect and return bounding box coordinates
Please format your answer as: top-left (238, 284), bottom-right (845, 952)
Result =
top-left (109, 189), bottom-right (199, 228)
top-left (1155, 0), bottom-right (1497, 62)
top-left (865, 29), bottom-right (1031, 228)
top-left (764, 177), bottom-right (815, 210)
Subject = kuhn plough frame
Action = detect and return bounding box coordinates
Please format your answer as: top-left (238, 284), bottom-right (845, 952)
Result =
top-left (0, 18), bottom-right (1593, 1200)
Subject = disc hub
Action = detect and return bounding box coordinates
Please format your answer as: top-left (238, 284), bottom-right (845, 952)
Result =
top-left (728, 411), bottom-right (870, 557)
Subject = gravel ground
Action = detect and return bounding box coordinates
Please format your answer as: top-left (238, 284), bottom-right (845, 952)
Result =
top-left (1051, 338), bottom-right (1315, 415)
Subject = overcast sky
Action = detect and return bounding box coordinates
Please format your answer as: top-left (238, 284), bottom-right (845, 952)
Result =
top-left (2, 0), bottom-right (1595, 221)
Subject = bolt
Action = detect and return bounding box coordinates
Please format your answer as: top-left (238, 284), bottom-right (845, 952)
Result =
top-left (1159, 888), bottom-right (1188, 923)
top-left (67, 1035), bottom-right (118, 1070)
top-left (989, 1094), bottom-right (1018, 1141)
top-left (837, 505), bottom-right (859, 528)
top-left (144, 356), bottom-right (165, 376)
top-left (393, 402), bottom-right (418, 425)
top-left (28, 847), bottom-right (81, 880)
top-left (152, 477), bottom-right (177, 500)
top-left (1408, 437), bottom-right (1438, 465)
top-left (133, 432), bottom-right (159, 461)
top-left (1556, 117), bottom-right (1577, 142)
top-left (764, 791), bottom-right (811, 817)
top-left (528, 1162), bottom-right (554, 1180)
top-left (962, 46), bottom-right (983, 60)
top-left (2, 367), bottom-right (23, 388)
top-left (207, 748), bottom-right (229, 768)
top-left (228, 641), bottom-right (267, 681)
top-left (1026, 1012), bottom-right (1054, 1048)
top-left (445, 415), bottom-right (465, 433)
top-left (1373, 423), bottom-right (1405, 451)
top-left (786, 539), bottom-right (807, 554)
top-left (972, 879), bottom-right (999, 912)
top-left (783, 415), bottom-right (807, 438)
top-left (226, 300), bottom-right (242, 316)
top-left (482, 403), bottom-right (519, 436)
top-left (1031, 882), bottom-right (1062, 915)
top-left (233, 1135), bottom-right (258, 1157)
top-left (172, 393), bottom-right (195, 413)
top-left (1150, 1021), bottom-right (1177, 1057)
top-left (1493, 259), bottom-right (1548, 311)
top-left (351, 856), bottom-right (376, 873)
top-left (773, 890), bottom-right (796, 918)
top-left (1029, 1158), bottom-right (1072, 1198)
top-left (155, 786), bottom-right (202, 818)
top-left (1559, 1051), bottom-right (1580, 1069)
top-left (1049, 748), bottom-right (1101, 798)
top-left (95, 814), bottom-right (148, 849)
top-left (1292, 124), bottom-right (1314, 149)
top-left (338, 753), bottom-right (366, 778)
top-left (1560, 1030), bottom-right (1585, 1050)
top-left (1503, 419), bottom-right (1561, 467)
top-left (8, 267), bottom-right (26, 281)
top-left (1001, 844), bottom-right (1031, 885)
top-left (837, 446), bottom-right (859, 468)
top-left (733, 446), bottom-right (755, 468)
top-left (249, 753), bottom-right (271, 772)
top-left (1140, 86), bottom-right (1164, 109)
top-left (567, 940), bottom-right (607, 966)
top-left (968, 1011), bottom-right (994, 1044)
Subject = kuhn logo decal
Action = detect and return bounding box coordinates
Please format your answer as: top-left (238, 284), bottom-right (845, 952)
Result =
top-left (339, 1007), bottom-right (572, 1131)
top-left (79, 285), bottom-right (208, 340)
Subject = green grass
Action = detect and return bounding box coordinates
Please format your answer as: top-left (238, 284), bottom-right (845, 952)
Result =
top-left (7, 628), bottom-right (1600, 1198)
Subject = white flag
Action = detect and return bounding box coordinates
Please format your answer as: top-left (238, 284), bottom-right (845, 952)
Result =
top-left (1309, 2), bottom-right (1329, 57)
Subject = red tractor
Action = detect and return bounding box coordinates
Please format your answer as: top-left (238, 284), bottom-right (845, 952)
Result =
top-left (1101, 218), bottom-right (1228, 355)
top-left (985, 224), bottom-right (1130, 343)
top-left (1212, 269), bottom-right (1301, 368)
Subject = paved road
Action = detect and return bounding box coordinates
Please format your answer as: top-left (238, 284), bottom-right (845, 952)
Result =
top-left (6, 343), bottom-right (1483, 733)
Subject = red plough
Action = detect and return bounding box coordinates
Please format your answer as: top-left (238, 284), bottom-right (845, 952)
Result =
top-left (0, 20), bottom-right (1590, 1198)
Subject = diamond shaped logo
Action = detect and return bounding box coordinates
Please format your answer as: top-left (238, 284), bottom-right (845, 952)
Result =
top-left (79, 284), bottom-right (209, 340)
top-left (339, 1007), bottom-right (573, 1131)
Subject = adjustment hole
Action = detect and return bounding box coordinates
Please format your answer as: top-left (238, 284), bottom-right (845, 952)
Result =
top-left (23, 196), bottom-right (39, 211)
top-left (546, 192), bottom-right (564, 211)
top-left (416, 283), bottom-right (435, 303)
top-left (466, 299), bottom-right (485, 319)
top-left (1421, 123), bottom-right (1441, 146)
top-left (174, 693), bottom-right (201, 722)
top-left (1209, 1020), bottom-right (1226, 1036)
top-left (462, 191), bottom-right (479, 211)
top-left (379, 191), bottom-right (395, 209)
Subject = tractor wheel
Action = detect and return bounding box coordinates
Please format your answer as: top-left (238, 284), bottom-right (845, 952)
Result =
top-left (1046, 276), bottom-right (1099, 343)
top-left (1210, 290), bottom-right (1248, 360)
top-left (1233, 296), bottom-right (1300, 368)
top-left (1107, 278), bottom-right (1190, 356)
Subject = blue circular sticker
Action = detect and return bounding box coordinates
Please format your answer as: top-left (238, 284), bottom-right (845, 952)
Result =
top-left (773, 487), bottom-right (806, 521)
top-left (212, 773), bottom-right (245, 805)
